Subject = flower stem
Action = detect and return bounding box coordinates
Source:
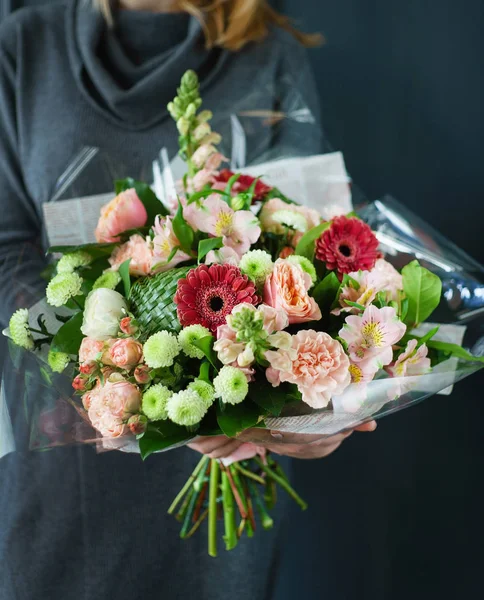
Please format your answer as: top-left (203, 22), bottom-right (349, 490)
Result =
top-left (223, 465), bottom-right (248, 520)
top-left (186, 508), bottom-right (209, 539)
top-left (255, 458), bottom-right (308, 511)
top-left (229, 466), bottom-right (254, 536)
top-left (176, 487), bottom-right (195, 522)
top-left (168, 455), bottom-right (209, 515)
top-left (208, 458), bottom-right (220, 558)
top-left (221, 470), bottom-right (238, 551)
top-left (247, 480), bottom-right (274, 530)
top-left (234, 463), bottom-right (265, 485)
top-left (180, 485), bottom-right (200, 538)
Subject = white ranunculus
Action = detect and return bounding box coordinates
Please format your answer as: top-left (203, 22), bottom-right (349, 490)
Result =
top-left (81, 288), bottom-right (128, 341)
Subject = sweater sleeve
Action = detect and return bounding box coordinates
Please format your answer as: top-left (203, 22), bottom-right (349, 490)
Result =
top-left (0, 26), bottom-right (47, 326)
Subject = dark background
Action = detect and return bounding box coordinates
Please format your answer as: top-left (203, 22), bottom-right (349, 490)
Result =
top-left (1, 1), bottom-right (483, 598)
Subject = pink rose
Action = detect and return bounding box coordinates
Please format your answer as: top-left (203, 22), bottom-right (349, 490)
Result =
top-left (79, 363), bottom-right (96, 375)
top-left (259, 198), bottom-right (320, 236)
top-left (258, 304), bottom-right (289, 333)
top-left (79, 337), bottom-right (104, 368)
top-left (95, 189), bottom-right (148, 243)
top-left (134, 364), bottom-right (152, 385)
top-left (109, 234), bottom-right (153, 277)
top-left (264, 259), bottom-right (322, 325)
top-left (119, 316), bottom-right (138, 336)
top-left (72, 375), bottom-right (87, 392)
top-left (108, 338), bottom-right (143, 371)
top-left (265, 330), bottom-right (351, 409)
top-left (127, 414), bottom-right (148, 435)
top-left (96, 379), bottom-right (141, 420)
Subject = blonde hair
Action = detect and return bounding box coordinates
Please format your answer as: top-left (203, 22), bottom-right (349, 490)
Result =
top-left (94, 1), bottom-right (322, 51)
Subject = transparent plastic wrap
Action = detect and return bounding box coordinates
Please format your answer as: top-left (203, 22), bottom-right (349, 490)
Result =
top-left (1, 66), bottom-right (483, 463)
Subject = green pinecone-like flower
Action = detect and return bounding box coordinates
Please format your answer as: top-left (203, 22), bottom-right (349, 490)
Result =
top-left (129, 266), bottom-right (192, 336)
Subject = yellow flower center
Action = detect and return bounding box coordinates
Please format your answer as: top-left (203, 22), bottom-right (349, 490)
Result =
top-left (349, 364), bottom-right (363, 383)
top-left (361, 321), bottom-right (384, 348)
top-left (214, 212), bottom-right (233, 237)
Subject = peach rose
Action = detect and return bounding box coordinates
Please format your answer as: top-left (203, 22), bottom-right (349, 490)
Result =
top-left (96, 379), bottom-right (141, 420)
top-left (109, 234), bottom-right (153, 277)
top-left (72, 375), bottom-right (87, 392)
top-left (134, 364), bottom-right (151, 384)
top-left (79, 337), bottom-right (104, 368)
top-left (95, 189), bottom-right (148, 243)
top-left (263, 259), bottom-right (322, 325)
top-left (259, 198), bottom-right (320, 236)
top-left (108, 338), bottom-right (143, 371)
top-left (119, 316), bottom-right (138, 336)
top-left (265, 330), bottom-right (351, 409)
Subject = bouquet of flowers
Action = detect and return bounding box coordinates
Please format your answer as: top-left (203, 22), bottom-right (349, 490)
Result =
top-left (5, 71), bottom-right (484, 556)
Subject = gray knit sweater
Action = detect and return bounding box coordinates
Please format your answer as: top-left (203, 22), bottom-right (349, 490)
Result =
top-left (0, 2), bottom-right (321, 598)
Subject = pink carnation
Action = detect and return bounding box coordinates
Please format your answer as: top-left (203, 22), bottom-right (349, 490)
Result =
top-left (109, 234), bottom-right (153, 277)
top-left (95, 189), bottom-right (147, 243)
top-left (263, 259), bottom-right (321, 325)
top-left (265, 330), bottom-right (351, 408)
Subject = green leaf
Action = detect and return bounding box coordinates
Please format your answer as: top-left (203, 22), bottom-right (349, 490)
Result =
top-left (198, 237), bottom-right (223, 262)
top-left (295, 222), bottom-right (330, 260)
top-left (115, 177), bottom-right (169, 220)
top-left (118, 259), bottom-right (132, 298)
top-left (50, 312), bottom-right (84, 355)
top-left (247, 380), bottom-right (293, 417)
top-left (216, 400), bottom-right (263, 438)
top-left (225, 173), bottom-right (241, 195)
top-left (311, 271), bottom-right (340, 314)
top-left (139, 422), bottom-right (194, 460)
top-left (416, 326), bottom-right (440, 347)
top-left (402, 260), bottom-right (442, 326)
top-left (344, 300), bottom-right (366, 310)
top-left (192, 336), bottom-right (219, 371)
top-left (172, 199), bottom-right (195, 254)
top-left (187, 188), bottom-right (230, 205)
top-left (426, 340), bottom-right (484, 363)
top-left (48, 242), bottom-right (117, 258)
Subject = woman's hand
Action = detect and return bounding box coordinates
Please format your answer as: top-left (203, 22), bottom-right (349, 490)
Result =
top-left (188, 421), bottom-right (377, 461)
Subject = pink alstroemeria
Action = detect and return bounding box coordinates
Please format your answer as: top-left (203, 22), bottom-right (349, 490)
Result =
top-left (339, 305), bottom-right (406, 367)
top-left (205, 246), bottom-right (240, 266)
top-left (386, 339), bottom-right (431, 378)
top-left (151, 216), bottom-right (191, 273)
top-left (184, 195), bottom-right (261, 256)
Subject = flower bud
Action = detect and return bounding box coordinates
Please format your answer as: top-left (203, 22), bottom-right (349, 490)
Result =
top-left (185, 102), bottom-right (197, 118)
top-left (197, 110), bottom-right (212, 124)
top-left (127, 414), bottom-right (148, 435)
top-left (119, 316), bottom-right (138, 336)
top-left (176, 117), bottom-right (190, 137)
top-left (80, 363), bottom-right (96, 375)
top-left (134, 364), bottom-right (152, 385)
top-left (230, 195), bottom-right (246, 212)
top-left (72, 375), bottom-right (87, 392)
top-left (193, 122), bottom-right (211, 141)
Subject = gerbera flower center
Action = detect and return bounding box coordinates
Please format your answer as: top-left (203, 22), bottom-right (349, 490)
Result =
top-left (198, 284), bottom-right (237, 328)
top-left (209, 296), bottom-right (224, 313)
top-left (338, 243), bottom-right (352, 257)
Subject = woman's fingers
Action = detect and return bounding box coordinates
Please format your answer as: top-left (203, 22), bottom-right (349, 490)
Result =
top-left (188, 435), bottom-right (244, 459)
top-left (353, 420), bottom-right (377, 432)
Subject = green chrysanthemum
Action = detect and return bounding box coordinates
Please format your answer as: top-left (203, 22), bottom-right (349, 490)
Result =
top-left (239, 250), bottom-right (274, 285)
top-left (144, 331), bottom-right (180, 368)
top-left (287, 255), bottom-right (317, 285)
top-left (167, 389), bottom-right (207, 427)
top-left (272, 210), bottom-right (308, 232)
top-left (46, 272), bottom-right (83, 307)
top-left (48, 350), bottom-right (70, 373)
top-left (92, 271), bottom-right (122, 291)
top-left (9, 309), bottom-right (34, 350)
top-left (178, 325), bottom-right (211, 359)
top-left (213, 366), bottom-right (249, 405)
top-left (227, 305), bottom-right (264, 344)
top-left (57, 251), bottom-right (92, 274)
top-left (142, 384), bottom-right (173, 421)
top-left (188, 380), bottom-right (215, 409)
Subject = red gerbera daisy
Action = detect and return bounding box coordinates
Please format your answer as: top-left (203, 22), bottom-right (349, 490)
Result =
top-left (315, 216), bottom-right (379, 274)
top-left (174, 264), bottom-right (259, 334)
top-left (213, 169), bottom-right (272, 202)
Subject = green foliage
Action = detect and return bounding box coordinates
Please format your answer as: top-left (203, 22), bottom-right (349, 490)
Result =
top-left (118, 259), bottom-right (132, 298)
top-left (402, 260), bottom-right (442, 326)
top-left (48, 242), bottom-right (116, 259)
top-left (216, 399), bottom-right (263, 438)
top-left (311, 271), bottom-right (340, 314)
top-left (50, 312), bottom-right (84, 355)
top-left (294, 222), bottom-right (330, 261)
top-left (139, 422), bottom-right (195, 460)
top-left (198, 237), bottom-right (223, 262)
top-left (247, 379), bottom-right (295, 417)
top-left (173, 199), bottom-right (195, 254)
top-left (426, 340), bottom-right (484, 363)
top-left (192, 336), bottom-right (220, 371)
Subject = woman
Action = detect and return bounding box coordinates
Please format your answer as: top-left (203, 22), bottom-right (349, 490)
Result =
top-left (0, 1), bottom-right (375, 598)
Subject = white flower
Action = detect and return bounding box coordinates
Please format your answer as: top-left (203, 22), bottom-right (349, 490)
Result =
top-left (272, 210), bottom-right (308, 232)
top-left (57, 251), bottom-right (92, 274)
top-left (144, 331), bottom-right (180, 368)
top-left (81, 288), bottom-right (128, 341)
top-left (167, 389), bottom-right (208, 427)
top-left (213, 365), bottom-right (249, 405)
top-left (46, 273), bottom-right (83, 307)
top-left (178, 325), bottom-right (211, 359)
top-left (9, 309), bottom-right (34, 350)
